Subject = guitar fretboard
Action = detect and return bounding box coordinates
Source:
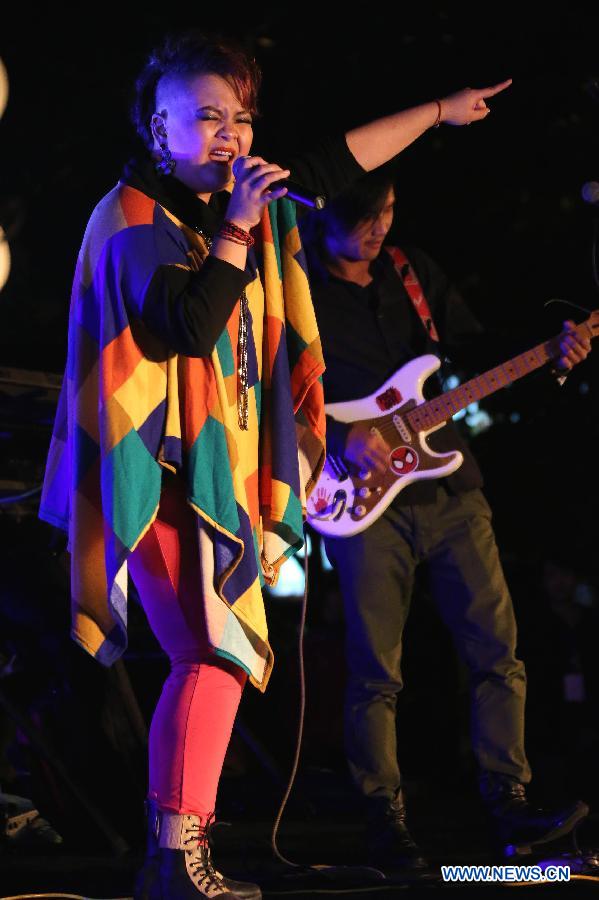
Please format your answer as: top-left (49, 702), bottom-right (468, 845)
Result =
top-left (406, 337), bottom-right (558, 432)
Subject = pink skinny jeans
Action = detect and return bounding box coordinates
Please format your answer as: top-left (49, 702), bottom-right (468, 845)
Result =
top-left (128, 476), bottom-right (247, 818)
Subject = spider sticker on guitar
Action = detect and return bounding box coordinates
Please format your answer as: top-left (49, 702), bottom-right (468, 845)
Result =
top-left (390, 447), bottom-right (419, 476)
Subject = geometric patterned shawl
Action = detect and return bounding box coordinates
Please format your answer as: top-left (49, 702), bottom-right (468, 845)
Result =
top-left (40, 181), bottom-right (325, 690)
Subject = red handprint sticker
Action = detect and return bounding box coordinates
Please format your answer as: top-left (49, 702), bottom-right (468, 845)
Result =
top-left (312, 487), bottom-right (331, 515)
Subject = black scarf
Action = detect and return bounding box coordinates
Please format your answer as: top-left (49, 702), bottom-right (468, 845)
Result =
top-left (121, 156), bottom-right (230, 236)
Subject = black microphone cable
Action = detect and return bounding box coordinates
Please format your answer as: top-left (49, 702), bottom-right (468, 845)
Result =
top-left (544, 298), bottom-right (593, 315)
top-left (270, 525), bottom-right (310, 868)
top-left (268, 532), bottom-right (387, 886)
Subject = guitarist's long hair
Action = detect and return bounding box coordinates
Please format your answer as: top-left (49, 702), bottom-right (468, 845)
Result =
top-left (300, 165), bottom-right (396, 283)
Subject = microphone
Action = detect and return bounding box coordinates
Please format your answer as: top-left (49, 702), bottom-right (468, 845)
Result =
top-left (232, 157), bottom-right (326, 210)
top-left (581, 181), bottom-right (599, 206)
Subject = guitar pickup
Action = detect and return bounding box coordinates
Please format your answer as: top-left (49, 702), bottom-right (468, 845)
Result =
top-left (392, 413), bottom-right (412, 443)
top-left (328, 455), bottom-right (349, 481)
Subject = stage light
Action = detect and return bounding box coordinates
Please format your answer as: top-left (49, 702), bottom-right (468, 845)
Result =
top-left (465, 407), bottom-right (492, 434)
top-left (0, 227), bottom-right (10, 291)
top-left (320, 540), bottom-right (333, 572)
top-left (442, 372), bottom-right (494, 434)
top-left (0, 59), bottom-right (10, 293)
top-left (0, 57), bottom-right (8, 120)
top-left (267, 556), bottom-right (306, 598)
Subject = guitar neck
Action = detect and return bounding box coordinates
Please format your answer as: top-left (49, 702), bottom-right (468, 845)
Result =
top-left (406, 320), bottom-right (590, 432)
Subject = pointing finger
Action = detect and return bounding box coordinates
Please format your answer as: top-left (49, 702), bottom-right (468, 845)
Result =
top-left (480, 78), bottom-right (513, 98)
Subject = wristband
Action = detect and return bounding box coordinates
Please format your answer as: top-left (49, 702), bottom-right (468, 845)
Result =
top-left (218, 220), bottom-right (254, 248)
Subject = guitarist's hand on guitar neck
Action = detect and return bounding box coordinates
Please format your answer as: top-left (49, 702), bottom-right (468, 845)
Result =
top-left (554, 319), bottom-right (593, 372)
top-left (344, 422), bottom-right (391, 476)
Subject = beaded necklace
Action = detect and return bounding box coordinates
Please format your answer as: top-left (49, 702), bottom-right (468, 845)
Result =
top-left (196, 228), bottom-right (249, 431)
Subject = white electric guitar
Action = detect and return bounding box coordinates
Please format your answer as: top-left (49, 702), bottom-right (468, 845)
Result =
top-left (308, 311), bottom-right (599, 537)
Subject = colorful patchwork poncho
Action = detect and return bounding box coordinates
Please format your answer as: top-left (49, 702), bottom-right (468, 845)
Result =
top-left (40, 170), bottom-right (326, 690)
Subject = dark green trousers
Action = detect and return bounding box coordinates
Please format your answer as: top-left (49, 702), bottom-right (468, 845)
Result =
top-left (324, 486), bottom-right (531, 801)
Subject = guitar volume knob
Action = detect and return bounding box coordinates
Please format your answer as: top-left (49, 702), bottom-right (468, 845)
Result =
top-left (358, 469), bottom-right (372, 481)
top-left (357, 487), bottom-right (371, 498)
top-left (354, 505), bottom-right (367, 517)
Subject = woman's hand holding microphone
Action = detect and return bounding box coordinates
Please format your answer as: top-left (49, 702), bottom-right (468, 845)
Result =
top-left (211, 157), bottom-right (289, 269)
top-left (226, 156), bottom-right (290, 232)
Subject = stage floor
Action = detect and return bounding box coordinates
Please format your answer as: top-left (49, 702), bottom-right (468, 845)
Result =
top-left (2, 773), bottom-right (599, 897)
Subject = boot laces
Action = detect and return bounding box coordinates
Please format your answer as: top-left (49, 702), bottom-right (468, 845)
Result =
top-left (183, 816), bottom-right (228, 896)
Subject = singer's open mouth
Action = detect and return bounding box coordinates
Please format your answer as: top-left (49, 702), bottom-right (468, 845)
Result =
top-left (209, 147), bottom-right (235, 164)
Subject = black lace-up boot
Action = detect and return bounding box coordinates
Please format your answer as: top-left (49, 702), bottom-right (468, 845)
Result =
top-left (133, 799), bottom-right (160, 900)
top-left (134, 806), bottom-right (261, 900)
top-left (366, 790), bottom-right (429, 871)
top-left (479, 773), bottom-right (589, 856)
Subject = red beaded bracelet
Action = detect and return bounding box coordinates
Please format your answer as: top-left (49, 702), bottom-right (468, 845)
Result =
top-left (218, 220), bottom-right (255, 248)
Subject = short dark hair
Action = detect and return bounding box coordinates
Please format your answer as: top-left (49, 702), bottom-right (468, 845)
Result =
top-left (132, 30), bottom-right (262, 149)
top-left (300, 166), bottom-right (395, 278)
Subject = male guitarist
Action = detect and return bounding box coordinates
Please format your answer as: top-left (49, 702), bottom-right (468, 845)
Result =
top-left (300, 168), bottom-right (592, 869)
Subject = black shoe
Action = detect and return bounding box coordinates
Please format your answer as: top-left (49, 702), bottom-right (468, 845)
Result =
top-left (366, 791), bottom-right (429, 871)
top-left (479, 774), bottom-right (589, 855)
top-left (0, 792), bottom-right (63, 847)
top-left (133, 799), bottom-right (160, 900)
top-left (134, 807), bottom-right (261, 900)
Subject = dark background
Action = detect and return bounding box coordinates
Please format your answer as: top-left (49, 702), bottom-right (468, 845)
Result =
top-left (2, 7), bottom-right (599, 370)
top-left (1, 5), bottom-right (599, 855)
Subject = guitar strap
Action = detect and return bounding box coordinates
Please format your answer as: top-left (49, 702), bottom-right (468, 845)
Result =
top-left (385, 246), bottom-right (440, 343)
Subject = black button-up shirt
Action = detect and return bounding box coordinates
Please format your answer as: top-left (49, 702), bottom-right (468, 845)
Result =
top-left (311, 246), bottom-right (485, 505)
